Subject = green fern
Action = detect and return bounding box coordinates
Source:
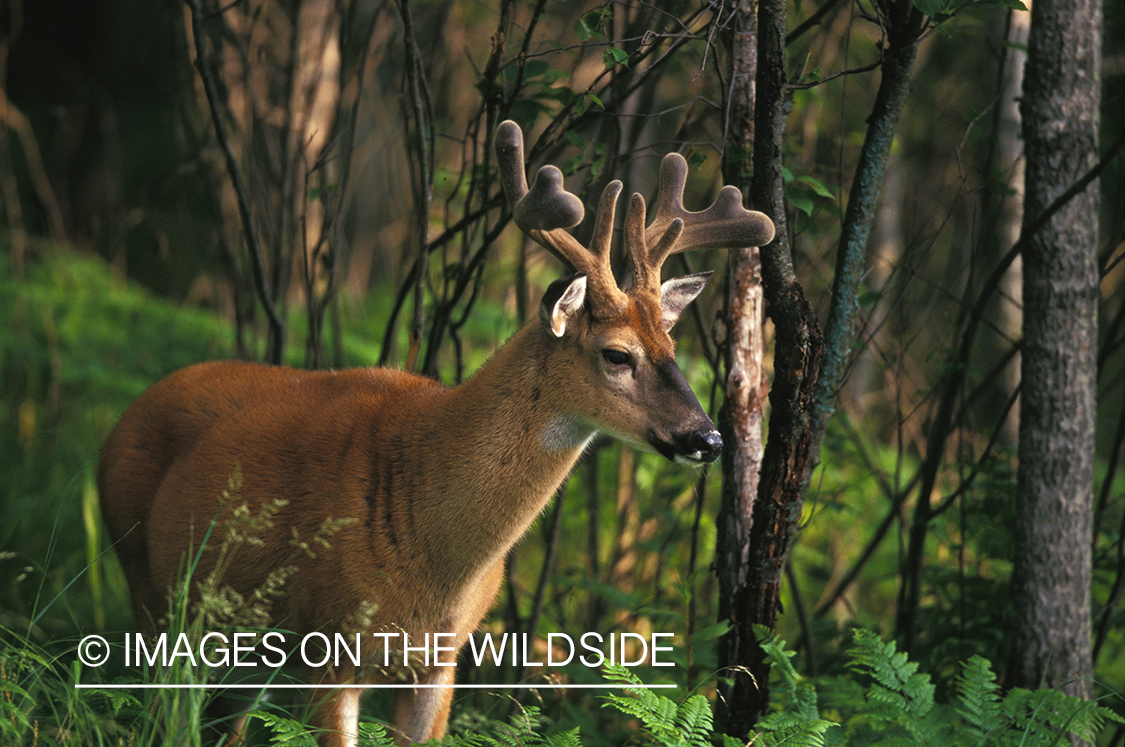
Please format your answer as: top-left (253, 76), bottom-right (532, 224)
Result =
top-left (245, 710), bottom-right (320, 746)
top-left (545, 725), bottom-right (584, 747)
top-left (88, 686), bottom-right (144, 718)
top-left (998, 686), bottom-right (1124, 747)
top-left (847, 628), bottom-right (941, 745)
top-left (454, 701), bottom-right (578, 747)
top-left (955, 654), bottom-right (1003, 744)
top-left (357, 720), bottom-right (398, 746)
top-left (601, 663), bottom-right (714, 747)
top-left (245, 709), bottom-right (400, 747)
top-left (752, 625), bottom-right (839, 747)
top-left (950, 652), bottom-right (1125, 747)
top-left (754, 710), bottom-right (839, 747)
top-left (673, 691), bottom-right (714, 747)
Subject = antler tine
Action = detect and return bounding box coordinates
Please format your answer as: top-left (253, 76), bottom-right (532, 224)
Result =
top-left (495, 121), bottom-right (627, 313)
top-left (495, 120), bottom-right (531, 205)
top-left (495, 121), bottom-right (584, 266)
top-left (585, 180), bottom-right (627, 302)
top-left (625, 191), bottom-right (683, 294)
top-left (632, 152), bottom-right (776, 292)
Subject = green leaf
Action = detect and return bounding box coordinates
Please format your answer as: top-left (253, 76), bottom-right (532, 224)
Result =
top-left (859, 288), bottom-right (883, 308)
top-left (797, 175), bottom-right (834, 199)
top-left (799, 68), bottom-right (824, 85)
top-left (524, 58), bottom-right (550, 79)
top-left (911, 0), bottom-right (945, 16)
top-left (507, 98), bottom-right (548, 124)
top-left (574, 17), bottom-right (593, 41)
top-left (603, 47), bottom-right (630, 69)
top-left (691, 619), bottom-right (730, 644)
top-left (576, 9), bottom-right (606, 41)
top-left (790, 193), bottom-right (814, 216)
top-left (564, 129), bottom-right (586, 149)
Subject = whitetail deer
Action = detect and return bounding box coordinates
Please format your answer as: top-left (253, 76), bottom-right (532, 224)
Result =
top-left (97, 121), bottom-right (774, 747)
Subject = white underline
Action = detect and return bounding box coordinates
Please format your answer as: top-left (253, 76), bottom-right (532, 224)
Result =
top-left (75, 683), bottom-right (675, 690)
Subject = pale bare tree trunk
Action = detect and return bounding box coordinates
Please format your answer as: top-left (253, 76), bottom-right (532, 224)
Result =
top-left (716, 0), bottom-right (767, 732)
top-left (982, 6), bottom-right (1029, 445)
top-left (1010, 0), bottom-right (1100, 704)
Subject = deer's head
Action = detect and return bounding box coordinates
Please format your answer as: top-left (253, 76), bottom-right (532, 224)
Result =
top-left (496, 121), bottom-right (774, 464)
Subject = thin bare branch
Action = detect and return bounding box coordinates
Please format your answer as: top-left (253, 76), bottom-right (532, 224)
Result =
top-left (186, 0), bottom-right (286, 363)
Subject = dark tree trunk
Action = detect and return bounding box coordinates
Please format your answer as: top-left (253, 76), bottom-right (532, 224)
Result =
top-left (716, 0), bottom-right (824, 735)
top-left (1009, 0), bottom-right (1101, 703)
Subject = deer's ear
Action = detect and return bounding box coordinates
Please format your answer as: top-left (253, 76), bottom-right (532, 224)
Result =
top-left (540, 274), bottom-right (588, 337)
top-left (659, 271), bottom-right (712, 329)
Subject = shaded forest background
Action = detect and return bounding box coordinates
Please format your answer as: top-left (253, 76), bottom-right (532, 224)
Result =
top-left (2, 0), bottom-right (1124, 742)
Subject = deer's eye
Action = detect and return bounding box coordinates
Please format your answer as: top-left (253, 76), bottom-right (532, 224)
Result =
top-left (602, 349), bottom-right (632, 367)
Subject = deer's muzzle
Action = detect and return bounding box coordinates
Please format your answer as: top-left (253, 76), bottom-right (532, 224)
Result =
top-left (648, 426), bottom-right (723, 465)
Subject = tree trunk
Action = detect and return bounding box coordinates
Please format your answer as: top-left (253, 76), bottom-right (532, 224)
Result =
top-left (800, 6), bottom-right (924, 651)
top-left (980, 8), bottom-right (1030, 447)
top-left (1010, 0), bottom-right (1100, 703)
top-left (716, 0), bottom-right (824, 734)
top-left (716, 0), bottom-right (767, 730)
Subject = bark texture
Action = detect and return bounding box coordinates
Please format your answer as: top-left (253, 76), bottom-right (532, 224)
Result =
top-left (1010, 0), bottom-right (1100, 701)
top-left (716, 0), bottom-right (824, 734)
top-left (717, 0), bottom-right (768, 728)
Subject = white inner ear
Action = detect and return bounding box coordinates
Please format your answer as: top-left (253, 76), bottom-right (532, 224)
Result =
top-left (660, 273), bottom-right (710, 329)
top-left (549, 275), bottom-right (587, 337)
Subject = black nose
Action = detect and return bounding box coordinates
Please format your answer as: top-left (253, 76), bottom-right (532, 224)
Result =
top-left (696, 430), bottom-right (724, 462)
top-left (673, 429), bottom-right (723, 464)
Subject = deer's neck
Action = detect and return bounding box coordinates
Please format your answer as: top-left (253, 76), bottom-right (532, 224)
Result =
top-left (400, 324), bottom-right (593, 576)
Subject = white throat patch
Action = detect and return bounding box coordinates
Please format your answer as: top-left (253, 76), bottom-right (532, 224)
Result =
top-left (541, 414), bottom-right (597, 454)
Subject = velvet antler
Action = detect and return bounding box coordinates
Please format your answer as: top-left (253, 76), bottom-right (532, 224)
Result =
top-left (496, 120), bottom-right (776, 309)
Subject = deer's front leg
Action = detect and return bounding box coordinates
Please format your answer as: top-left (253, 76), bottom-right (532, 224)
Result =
top-left (391, 666), bottom-right (457, 745)
top-left (306, 677), bottom-right (362, 747)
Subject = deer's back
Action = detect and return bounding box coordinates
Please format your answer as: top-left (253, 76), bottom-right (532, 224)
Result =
top-left (98, 360), bottom-right (452, 636)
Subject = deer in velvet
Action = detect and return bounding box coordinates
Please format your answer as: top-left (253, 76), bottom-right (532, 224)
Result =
top-left (97, 121), bottom-right (774, 746)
